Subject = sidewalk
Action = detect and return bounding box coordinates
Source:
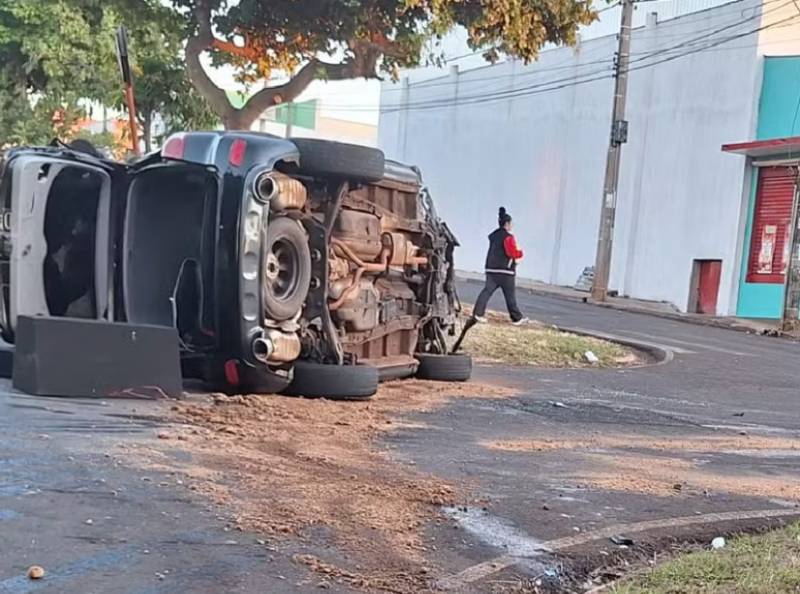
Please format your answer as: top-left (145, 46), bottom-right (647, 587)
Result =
top-left (457, 271), bottom-right (795, 338)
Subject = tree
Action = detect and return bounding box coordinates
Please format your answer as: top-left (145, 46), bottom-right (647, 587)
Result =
top-left (132, 53), bottom-right (219, 152)
top-left (0, 0), bottom-right (117, 144)
top-left (115, 10), bottom-right (219, 152)
top-left (0, 0), bottom-right (217, 148)
top-left (176, 0), bottom-right (597, 130)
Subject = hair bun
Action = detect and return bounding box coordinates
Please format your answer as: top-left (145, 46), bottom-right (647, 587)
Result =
top-left (499, 207), bottom-right (507, 217)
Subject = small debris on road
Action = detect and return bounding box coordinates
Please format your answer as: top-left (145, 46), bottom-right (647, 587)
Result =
top-left (550, 401), bottom-right (567, 408)
top-left (733, 412), bottom-right (745, 417)
top-left (85, 519), bottom-right (93, 525)
top-left (673, 483), bottom-right (683, 491)
top-left (711, 536), bottom-right (726, 549)
top-left (584, 350), bottom-right (600, 364)
top-left (27, 566), bottom-right (45, 580)
top-left (610, 535), bottom-right (635, 547)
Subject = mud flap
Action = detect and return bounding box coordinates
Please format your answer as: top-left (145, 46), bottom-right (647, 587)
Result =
top-left (12, 316), bottom-right (182, 397)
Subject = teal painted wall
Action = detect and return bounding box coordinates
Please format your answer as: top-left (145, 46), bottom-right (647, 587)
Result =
top-left (756, 57), bottom-right (800, 140)
top-left (736, 57), bottom-right (800, 318)
top-left (737, 177), bottom-right (785, 318)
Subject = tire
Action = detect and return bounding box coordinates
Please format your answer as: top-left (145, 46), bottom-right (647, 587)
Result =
top-left (291, 138), bottom-right (385, 183)
top-left (283, 360), bottom-right (379, 401)
top-left (262, 216), bottom-right (311, 321)
top-left (415, 353), bottom-right (472, 382)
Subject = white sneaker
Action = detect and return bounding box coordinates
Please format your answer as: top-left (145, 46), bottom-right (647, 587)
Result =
top-left (473, 315), bottom-right (488, 323)
top-left (512, 317), bottom-right (530, 326)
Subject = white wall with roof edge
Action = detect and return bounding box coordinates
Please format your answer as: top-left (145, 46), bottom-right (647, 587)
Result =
top-left (379, 0), bottom-right (781, 313)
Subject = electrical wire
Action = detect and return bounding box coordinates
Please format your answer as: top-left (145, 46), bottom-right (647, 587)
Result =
top-left (320, 10), bottom-right (800, 114)
top-left (377, 0), bottom-right (791, 96)
top-left (629, 0), bottom-right (795, 63)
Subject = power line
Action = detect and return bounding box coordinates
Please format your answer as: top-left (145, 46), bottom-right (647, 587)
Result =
top-left (377, 0), bottom-right (791, 96)
top-left (629, 0), bottom-right (795, 64)
top-left (331, 11), bottom-right (800, 114)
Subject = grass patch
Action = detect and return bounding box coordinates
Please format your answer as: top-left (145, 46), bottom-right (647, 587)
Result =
top-left (612, 523), bottom-right (800, 594)
top-left (459, 308), bottom-right (634, 367)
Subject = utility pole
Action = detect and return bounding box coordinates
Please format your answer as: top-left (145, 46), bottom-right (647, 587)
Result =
top-left (592, 0), bottom-right (635, 301)
top-left (285, 101), bottom-right (294, 138)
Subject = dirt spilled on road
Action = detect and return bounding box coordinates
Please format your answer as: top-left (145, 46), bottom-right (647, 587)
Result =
top-left (581, 451), bottom-right (800, 499)
top-left (484, 434), bottom-right (800, 500)
top-left (149, 380), bottom-right (514, 592)
top-left (484, 434), bottom-right (800, 454)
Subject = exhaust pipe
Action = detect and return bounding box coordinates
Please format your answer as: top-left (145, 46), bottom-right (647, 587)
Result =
top-left (254, 173), bottom-right (279, 203)
top-left (254, 172), bottom-right (307, 211)
top-left (251, 330), bottom-right (301, 363)
top-left (252, 336), bottom-right (274, 363)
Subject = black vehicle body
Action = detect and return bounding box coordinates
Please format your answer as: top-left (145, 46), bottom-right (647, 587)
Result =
top-left (0, 132), bottom-right (467, 398)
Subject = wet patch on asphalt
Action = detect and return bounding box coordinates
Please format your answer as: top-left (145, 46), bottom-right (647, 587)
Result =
top-left (509, 398), bottom-right (700, 428)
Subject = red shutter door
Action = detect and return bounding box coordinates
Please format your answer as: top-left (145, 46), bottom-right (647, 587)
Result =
top-left (746, 166), bottom-right (796, 284)
top-left (697, 260), bottom-right (722, 314)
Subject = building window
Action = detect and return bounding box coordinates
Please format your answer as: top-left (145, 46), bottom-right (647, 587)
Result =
top-left (746, 166), bottom-right (796, 284)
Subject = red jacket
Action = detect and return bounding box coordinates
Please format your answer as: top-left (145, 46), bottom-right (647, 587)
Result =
top-left (503, 235), bottom-right (523, 259)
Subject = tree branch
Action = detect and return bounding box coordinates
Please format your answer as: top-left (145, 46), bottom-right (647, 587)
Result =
top-left (211, 38), bottom-right (260, 62)
top-left (184, 1), bottom-right (237, 123)
top-left (185, 1), bottom-right (384, 129)
top-left (237, 57), bottom-right (377, 128)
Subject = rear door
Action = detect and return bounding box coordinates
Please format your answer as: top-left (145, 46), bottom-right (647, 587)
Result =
top-left (0, 148), bottom-right (125, 341)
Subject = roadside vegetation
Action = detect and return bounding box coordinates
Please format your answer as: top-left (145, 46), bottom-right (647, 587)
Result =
top-left (612, 523), bottom-right (800, 594)
top-left (460, 308), bottom-right (636, 367)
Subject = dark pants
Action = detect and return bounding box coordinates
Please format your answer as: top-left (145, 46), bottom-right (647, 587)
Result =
top-left (473, 272), bottom-right (523, 322)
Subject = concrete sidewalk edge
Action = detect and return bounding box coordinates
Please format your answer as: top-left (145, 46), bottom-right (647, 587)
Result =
top-left (559, 326), bottom-right (674, 366)
top-left (457, 272), bottom-right (795, 340)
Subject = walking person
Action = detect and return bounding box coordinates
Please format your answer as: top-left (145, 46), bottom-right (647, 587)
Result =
top-left (472, 207), bottom-right (529, 325)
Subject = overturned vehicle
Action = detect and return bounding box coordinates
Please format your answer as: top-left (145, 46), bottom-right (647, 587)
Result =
top-left (0, 133), bottom-right (470, 399)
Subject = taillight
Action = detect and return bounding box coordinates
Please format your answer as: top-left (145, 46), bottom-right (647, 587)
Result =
top-left (162, 134), bottom-right (186, 159)
top-left (229, 138), bottom-right (247, 167)
top-left (224, 360), bottom-right (240, 386)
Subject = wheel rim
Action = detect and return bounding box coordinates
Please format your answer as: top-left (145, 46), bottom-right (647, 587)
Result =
top-left (265, 237), bottom-right (300, 302)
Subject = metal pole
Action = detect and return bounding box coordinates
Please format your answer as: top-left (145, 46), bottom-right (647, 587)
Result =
top-left (285, 102), bottom-right (293, 138)
top-left (781, 167), bottom-right (800, 331)
top-left (115, 26), bottom-right (140, 157)
top-left (124, 85), bottom-right (140, 156)
top-left (592, 0), bottom-right (635, 301)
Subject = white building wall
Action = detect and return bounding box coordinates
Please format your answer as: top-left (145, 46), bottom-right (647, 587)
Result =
top-left (379, 0), bottom-right (772, 313)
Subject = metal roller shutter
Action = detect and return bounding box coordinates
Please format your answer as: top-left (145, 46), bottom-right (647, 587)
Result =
top-left (746, 166), bottom-right (796, 284)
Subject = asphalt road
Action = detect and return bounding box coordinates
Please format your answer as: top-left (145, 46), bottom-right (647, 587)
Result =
top-left (1, 283), bottom-right (799, 593)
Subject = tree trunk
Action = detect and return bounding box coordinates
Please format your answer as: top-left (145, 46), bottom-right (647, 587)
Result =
top-left (222, 110), bottom-right (257, 131)
top-left (142, 112), bottom-right (153, 153)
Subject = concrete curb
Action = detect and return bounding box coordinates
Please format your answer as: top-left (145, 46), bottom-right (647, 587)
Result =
top-left (558, 326), bottom-right (674, 366)
top-left (458, 276), bottom-right (674, 365)
top-left (459, 275), bottom-right (795, 340)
